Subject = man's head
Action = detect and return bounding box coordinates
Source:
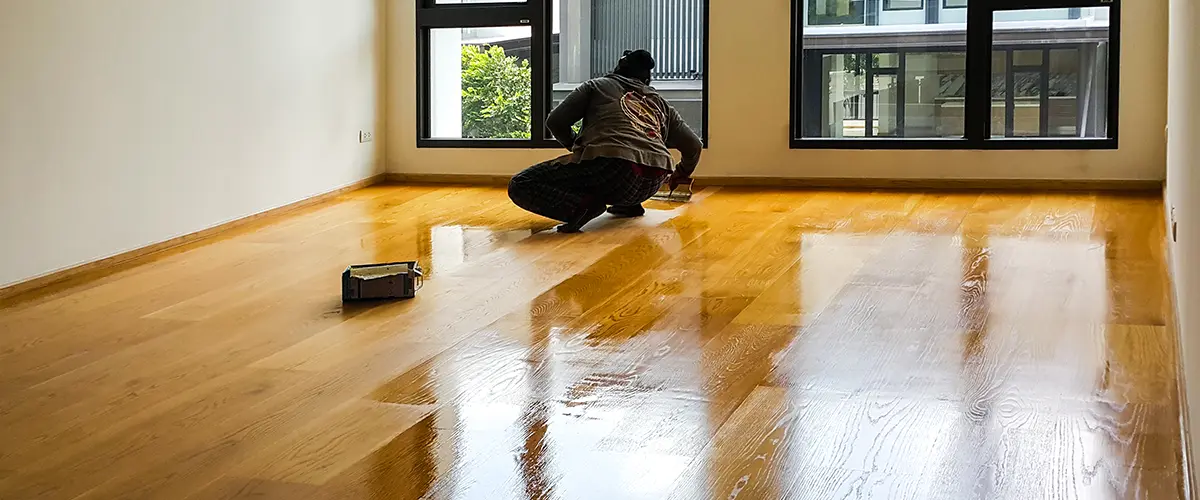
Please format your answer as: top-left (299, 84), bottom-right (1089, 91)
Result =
top-left (613, 49), bottom-right (655, 84)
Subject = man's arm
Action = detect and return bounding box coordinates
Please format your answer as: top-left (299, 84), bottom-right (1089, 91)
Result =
top-left (664, 105), bottom-right (703, 179)
top-left (546, 82), bottom-right (591, 150)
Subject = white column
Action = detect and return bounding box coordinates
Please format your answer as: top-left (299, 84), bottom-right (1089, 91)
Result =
top-left (559, 0), bottom-right (591, 84)
top-left (430, 0), bottom-right (463, 138)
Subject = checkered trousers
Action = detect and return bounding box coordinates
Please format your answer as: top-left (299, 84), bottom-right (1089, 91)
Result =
top-left (508, 156), bottom-right (667, 224)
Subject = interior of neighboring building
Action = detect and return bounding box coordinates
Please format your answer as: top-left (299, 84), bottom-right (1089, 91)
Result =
top-left (1, 0), bottom-right (1198, 498)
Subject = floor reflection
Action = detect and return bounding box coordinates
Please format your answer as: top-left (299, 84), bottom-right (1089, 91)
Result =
top-left (342, 190), bottom-right (1179, 499)
top-left (2, 187), bottom-right (1181, 500)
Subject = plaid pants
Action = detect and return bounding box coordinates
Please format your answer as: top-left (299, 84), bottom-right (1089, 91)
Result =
top-left (508, 156), bottom-right (667, 224)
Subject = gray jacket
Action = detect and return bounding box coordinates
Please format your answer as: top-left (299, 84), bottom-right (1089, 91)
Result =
top-left (545, 74), bottom-right (702, 176)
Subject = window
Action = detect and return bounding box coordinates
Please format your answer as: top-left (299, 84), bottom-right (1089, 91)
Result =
top-left (798, 6), bottom-right (966, 139)
top-left (791, 0), bottom-right (1119, 148)
top-left (884, 0), bottom-right (923, 11)
top-left (428, 27), bottom-right (533, 139)
top-left (553, 0), bottom-right (707, 138)
top-left (418, 0), bottom-right (709, 148)
top-left (992, 8), bottom-right (1113, 139)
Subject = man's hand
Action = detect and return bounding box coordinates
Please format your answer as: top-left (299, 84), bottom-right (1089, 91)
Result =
top-left (668, 171), bottom-right (692, 191)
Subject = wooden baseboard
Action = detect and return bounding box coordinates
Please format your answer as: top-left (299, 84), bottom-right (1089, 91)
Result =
top-left (0, 174), bottom-right (386, 303)
top-left (385, 173), bottom-right (511, 186)
top-left (1163, 188), bottom-right (1196, 499)
top-left (1168, 271), bottom-right (1195, 500)
top-left (384, 173), bottom-right (1162, 193)
top-left (697, 176), bottom-right (1164, 192)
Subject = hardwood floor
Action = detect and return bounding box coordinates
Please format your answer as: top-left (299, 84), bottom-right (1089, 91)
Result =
top-left (0, 185), bottom-right (1182, 499)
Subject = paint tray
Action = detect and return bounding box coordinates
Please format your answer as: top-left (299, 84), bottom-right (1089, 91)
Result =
top-left (342, 261), bottom-right (423, 301)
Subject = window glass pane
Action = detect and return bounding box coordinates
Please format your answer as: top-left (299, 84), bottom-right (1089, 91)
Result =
top-left (814, 54), bottom-right (866, 137)
top-left (1012, 49), bottom-right (1043, 67)
top-left (905, 52), bottom-right (965, 138)
top-left (809, 0), bottom-right (865, 26)
top-left (552, 0), bottom-right (706, 138)
top-left (435, 0), bottom-right (525, 3)
top-left (992, 7), bottom-right (1110, 138)
top-left (1013, 70), bottom-right (1042, 137)
top-left (944, 0), bottom-right (967, 7)
top-left (875, 73), bottom-right (900, 136)
top-left (884, 0), bottom-right (922, 10)
top-left (1048, 48), bottom-right (1081, 137)
top-left (991, 51), bottom-right (1006, 137)
top-left (876, 53), bottom-right (900, 69)
top-left (428, 26), bottom-right (532, 139)
top-left (801, 0), bottom-right (965, 138)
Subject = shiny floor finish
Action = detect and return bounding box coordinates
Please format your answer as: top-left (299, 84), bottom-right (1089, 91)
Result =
top-left (0, 185), bottom-right (1182, 500)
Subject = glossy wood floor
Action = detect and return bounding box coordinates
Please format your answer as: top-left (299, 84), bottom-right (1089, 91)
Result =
top-left (0, 185), bottom-right (1183, 499)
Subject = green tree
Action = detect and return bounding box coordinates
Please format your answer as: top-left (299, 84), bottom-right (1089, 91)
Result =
top-left (461, 45), bottom-right (531, 139)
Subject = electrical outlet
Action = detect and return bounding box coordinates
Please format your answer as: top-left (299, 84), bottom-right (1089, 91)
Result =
top-left (1172, 206), bottom-right (1179, 242)
top-left (359, 130), bottom-right (373, 143)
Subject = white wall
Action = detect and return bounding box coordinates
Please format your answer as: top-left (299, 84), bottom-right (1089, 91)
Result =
top-left (388, 0), bottom-right (1167, 181)
top-left (0, 0), bottom-right (385, 288)
top-left (1167, 0), bottom-right (1200, 487)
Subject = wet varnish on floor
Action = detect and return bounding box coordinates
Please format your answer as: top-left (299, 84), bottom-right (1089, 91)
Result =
top-left (0, 185), bottom-right (1183, 499)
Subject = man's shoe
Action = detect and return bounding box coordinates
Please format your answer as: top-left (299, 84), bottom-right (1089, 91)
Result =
top-left (559, 204), bottom-right (606, 233)
top-left (607, 204), bottom-right (646, 218)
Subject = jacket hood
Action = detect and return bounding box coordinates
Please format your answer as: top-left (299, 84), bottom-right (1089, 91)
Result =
top-left (605, 74), bottom-right (659, 96)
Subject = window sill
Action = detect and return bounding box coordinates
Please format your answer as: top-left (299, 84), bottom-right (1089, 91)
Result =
top-left (418, 138), bottom-right (711, 149)
top-left (789, 137), bottom-right (1118, 150)
top-left (418, 138), bottom-right (563, 149)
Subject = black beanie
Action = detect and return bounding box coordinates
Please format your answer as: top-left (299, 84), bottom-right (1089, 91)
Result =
top-left (616, 49), bottom-right (655, 82)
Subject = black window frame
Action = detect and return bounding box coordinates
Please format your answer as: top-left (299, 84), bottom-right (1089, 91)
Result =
top-left (416, 0), bottom-right (710, 149)
top-left (790, 0), bottom-right (1120, 150)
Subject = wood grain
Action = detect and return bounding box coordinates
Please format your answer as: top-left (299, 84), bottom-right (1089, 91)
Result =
top-left (235, 400), bottom-right (434, 485)
top-left (0, 185), bottom-right (1182, 499)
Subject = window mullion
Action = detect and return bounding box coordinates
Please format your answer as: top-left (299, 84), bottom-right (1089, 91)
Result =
top-left (530, 0), bottom-right (550, 142)
top-left (964, 1), bottom-right (993, 143)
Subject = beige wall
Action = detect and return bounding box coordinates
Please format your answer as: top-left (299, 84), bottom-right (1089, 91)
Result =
top-left (388, 0), bottom-right (1167, 181)
top-left (0, 0), bottom-right (386, 287)
top-left (1167, 0), bottom-right (1200, 486)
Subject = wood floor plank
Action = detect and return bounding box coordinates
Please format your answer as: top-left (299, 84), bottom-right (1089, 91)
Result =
top-left (904, 192), bottom-right (981, 233)
top-left (666, 385), bottom-right (799, 500)
top-left (0, 274), bottom-right (360, 462)
top-left (256, 243), bottom-right (621, 373)
top-left (235, 400), bottom-right (434, 485)
top-left (2, 368), bottom-right (315, 499)
top-left (186, 478), bottom-right (325, 500)
top-left (0, 316), bottom-right (192, 388)
top-left (39, 345), bottom-right (443, 500)
top-left (0, 185), bottom-right (1184, 500)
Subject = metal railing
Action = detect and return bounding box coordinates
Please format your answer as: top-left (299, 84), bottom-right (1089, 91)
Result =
top-left (591, 0), bottom-right (705, 80)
